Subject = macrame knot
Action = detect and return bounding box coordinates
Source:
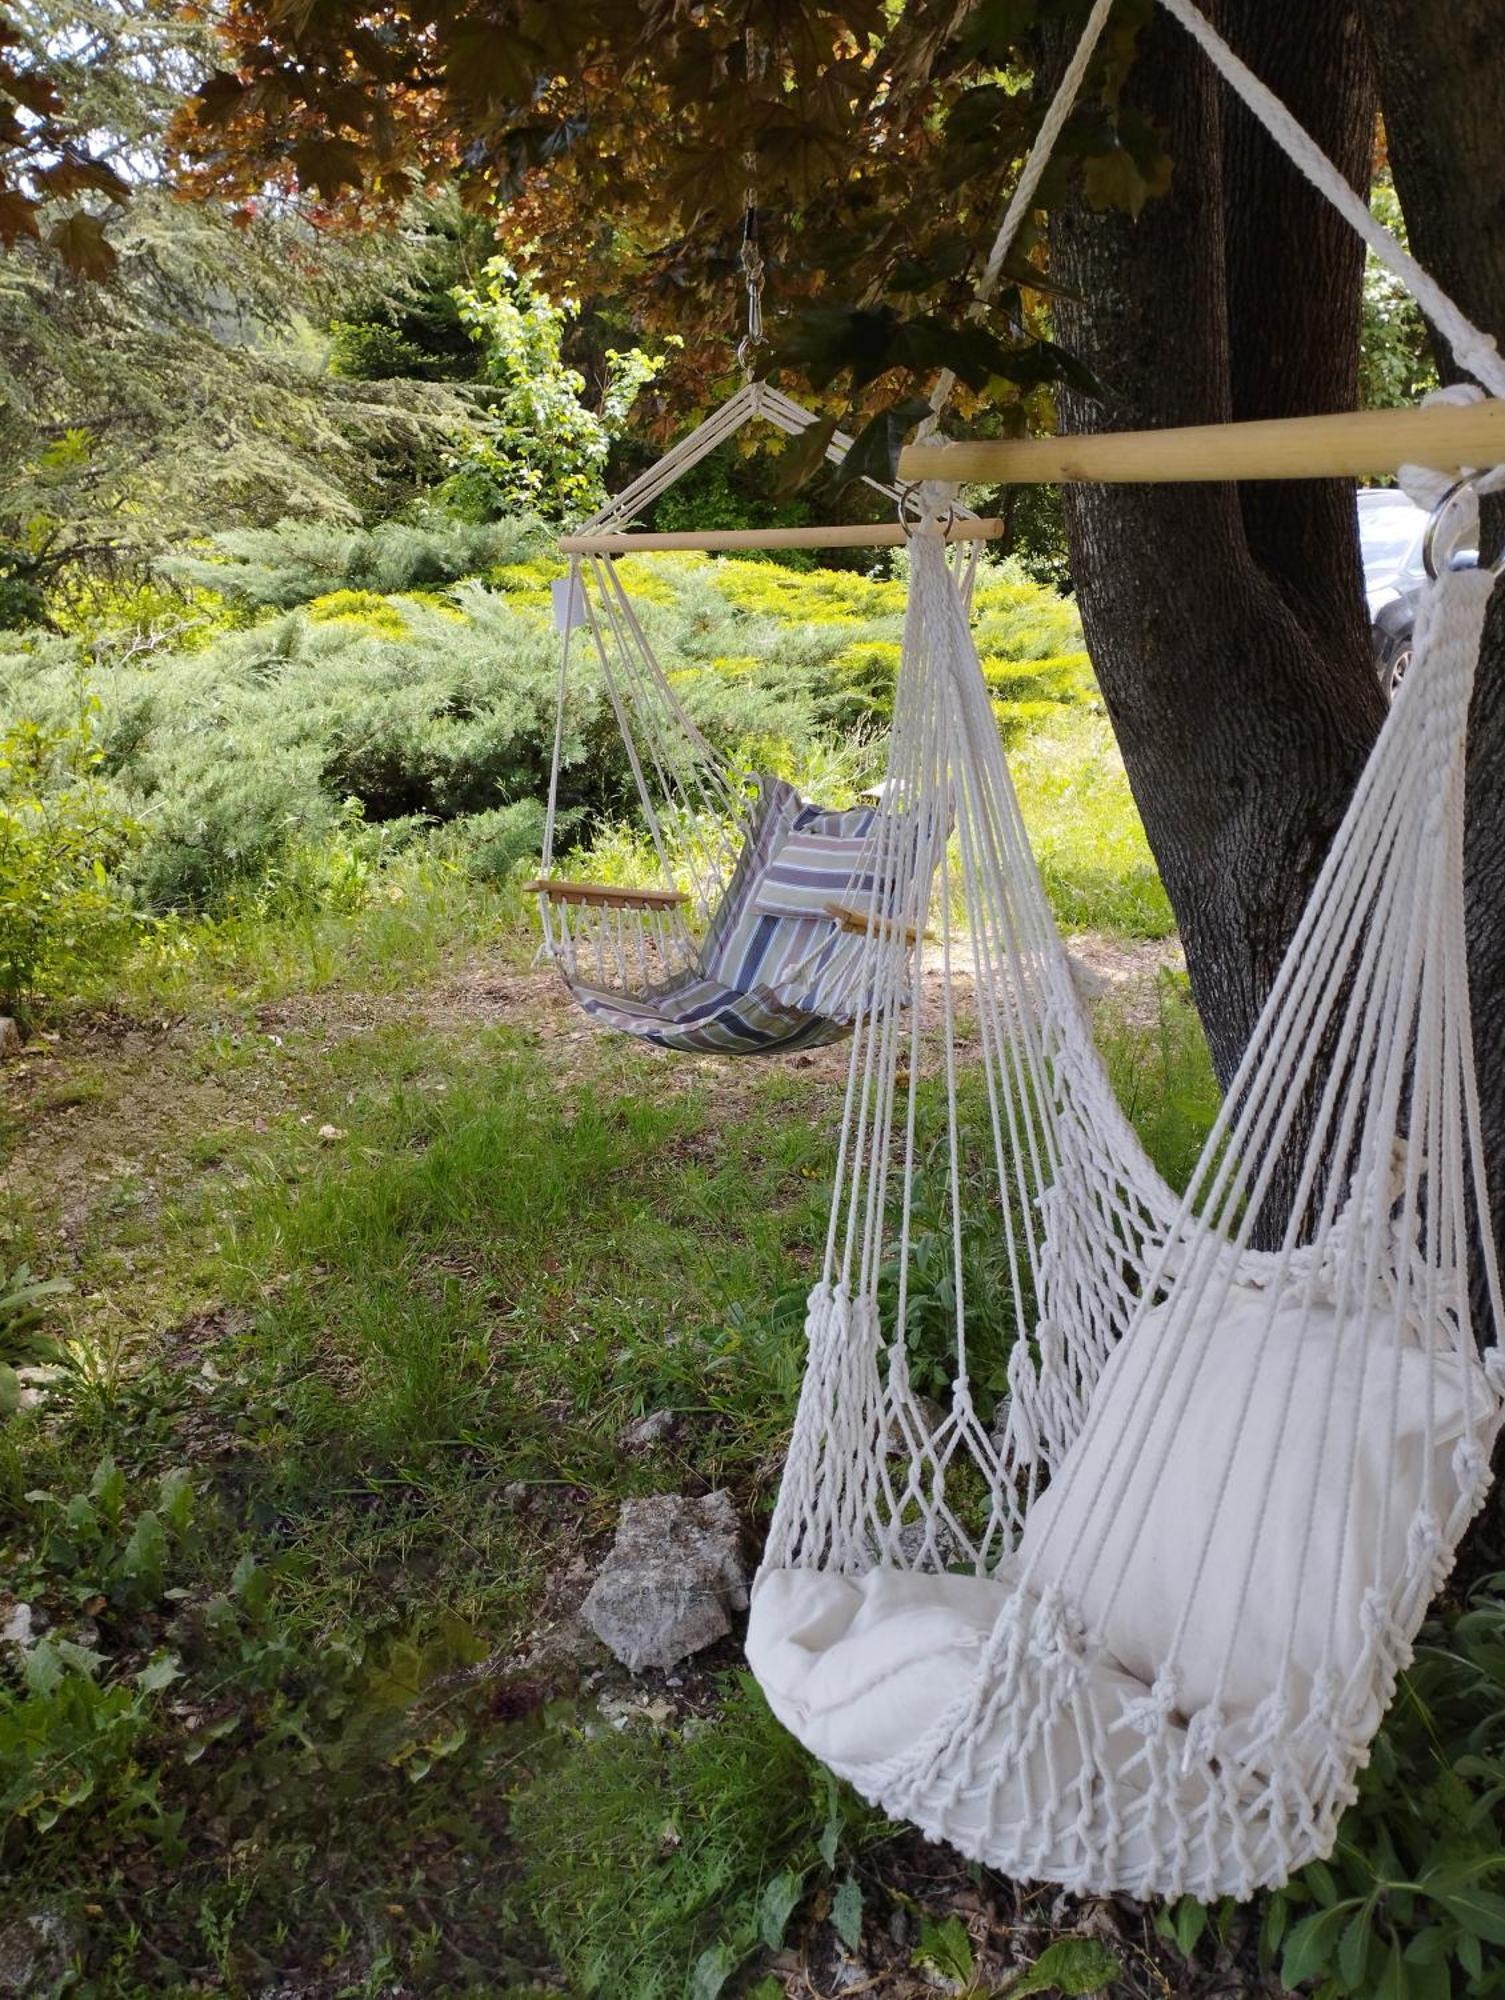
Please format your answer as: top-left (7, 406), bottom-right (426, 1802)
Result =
top-left (1406, 1508), bottom-right (1444, 1568)
top-left (1450, 1439), bottom-right (1489, 1509)
top-left (1123, 1666), bottom-right (1183, 1736)
top-left (1310, 1668), bottom-right (1341, 1725)
top-left (1182, 1702), bottom-right (1226, 1772)
top-left (1359, 1584), bottom-right (1396, 1643)
top-left (1246, 1689), bottom-right (1290, 1749)
top-left (1027, 1583), bottom-right (1085, 1662)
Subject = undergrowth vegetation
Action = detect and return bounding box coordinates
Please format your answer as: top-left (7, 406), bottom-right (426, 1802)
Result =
top-left (0, 523), bottom-right (1140, 1015)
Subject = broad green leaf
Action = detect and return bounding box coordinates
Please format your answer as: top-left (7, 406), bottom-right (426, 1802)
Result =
top-left (1172, 1897), bottom-right (1207, 1957)
top-left (1435, 1888), bottom-right (1505, 1945)
top-left (1374, 1938), bottom-right (1409, 2000)
top-left (90, 1454), bottom-right (125, 1520)
top-left (757, 1868), bottom-right (804, 1950)
top-left (914, 1914), bottom-right (974, 1982)
top-left (1337, 1905), bottom-right (1374, 1989)
top-left (1009, 1936), bottom-right (1123, 1997)
top-left (0, 1361), bottom-right (17, 1415)
top-left (832, 1875), bottom-right (864, 1953)
top-left (136, 1651), bottom-right (182, 1693)
top-left (1280, 1904), bottom-right (1352, 1989)
top-left (689, 1941), bottom-right (739, 2000)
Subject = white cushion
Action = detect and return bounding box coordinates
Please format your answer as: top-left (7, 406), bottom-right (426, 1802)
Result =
top-left (1015, 1281), bottom-right (1490, 1728)
top-left (746, 1561), bottom-right (1213, 1892)
top-left (748, 1566), bottom-right (1005, 1769)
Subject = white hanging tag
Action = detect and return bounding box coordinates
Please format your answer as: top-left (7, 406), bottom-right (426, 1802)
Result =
top-left (552, 573), bottom-right (586, 633)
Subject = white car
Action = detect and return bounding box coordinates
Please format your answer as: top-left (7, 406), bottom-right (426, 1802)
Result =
top-left (1358, 485), bottom-right (1476, 696)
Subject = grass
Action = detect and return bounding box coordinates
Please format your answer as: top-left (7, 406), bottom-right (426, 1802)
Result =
top-left (0, 654), bottom-right (1211, 1993)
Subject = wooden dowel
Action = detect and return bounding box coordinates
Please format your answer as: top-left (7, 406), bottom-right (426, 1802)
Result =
top-left (897, 400), bottom-right (1505, 486)
top-left (558, 518), bottom-right (1004, 555)
top-left (824, 902), bottom-right (925, 946)
top-left (525, 878), bottom-right (688, 910)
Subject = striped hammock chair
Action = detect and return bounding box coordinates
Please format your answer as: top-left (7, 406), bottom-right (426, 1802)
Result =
top-left (532, 381), bottom-right (974, 1055)
top-left (746, 0), bottom-right (1505, 1903)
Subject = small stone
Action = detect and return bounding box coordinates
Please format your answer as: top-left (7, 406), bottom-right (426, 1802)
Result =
top-left (581, 1491), bottom-right (747, 1673)
top-left (14, 1364), bottom-right (67, 1411)
top-left (0, 1905), bottom-right (85, 1995)
top-left (316, 1123), bottom-right (346, 1142)
top-left (1067, 952), bottom-right (1110, 1003)
top-left (1, 1603), bottom-right (33, 1651)
top-left (0, 1018), bottom-right (21, 1061)
top-left (620, 1408), bottom-right (678, 1451)
top-left (893, 1518), bottom-right (963, 1569)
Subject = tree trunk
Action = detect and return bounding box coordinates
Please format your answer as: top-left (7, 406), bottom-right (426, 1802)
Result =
top-left (1047, 0), bottom-right (1383, 1186)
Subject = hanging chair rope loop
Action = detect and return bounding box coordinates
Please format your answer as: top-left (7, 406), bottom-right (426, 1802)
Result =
top-left (747, 0), bottom-right (1505, 1911)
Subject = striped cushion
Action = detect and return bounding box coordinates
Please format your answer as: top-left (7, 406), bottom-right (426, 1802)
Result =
top-left (752, 805), bottom-right (880, 921)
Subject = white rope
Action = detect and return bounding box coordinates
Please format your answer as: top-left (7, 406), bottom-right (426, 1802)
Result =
top-left (924, 0), bottom-right (1117, 429)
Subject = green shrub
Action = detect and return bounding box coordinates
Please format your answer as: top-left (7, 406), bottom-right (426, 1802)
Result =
top-left (0, 701), bottom-right (140, 1015)
top-left (160, 516), bottom-right (548, 613)
top-left (510, 1675), bottom-right (891, 1999)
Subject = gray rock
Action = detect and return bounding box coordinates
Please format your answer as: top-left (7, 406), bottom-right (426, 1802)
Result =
top-left (0, 1905), bottom-right (84, 1995)
top-left (0, 1018), bottom-right (20, 1062)
top-left (620, 1408), bottom-right (678, 1452)
top-left (893, 1518), bottom-right (963, 1569)
top-left (581, 1491), bottom-right (747, 1672)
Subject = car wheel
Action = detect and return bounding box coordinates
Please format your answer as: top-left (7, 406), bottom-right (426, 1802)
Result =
top-left (1385, 641), bottom-right (1413, 697)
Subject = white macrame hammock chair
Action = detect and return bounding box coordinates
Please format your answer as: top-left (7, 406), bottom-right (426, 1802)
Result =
top-left (535, 382), bottom-right (977, 1054)
top-left (746, 0), bottom-right (1505, 1901)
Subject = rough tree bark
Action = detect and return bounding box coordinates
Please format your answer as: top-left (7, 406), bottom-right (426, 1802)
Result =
top-left (1047, 1), bottom-right (1505, 1546)
top-left (1048, 0), bottom-right (1385, 1188)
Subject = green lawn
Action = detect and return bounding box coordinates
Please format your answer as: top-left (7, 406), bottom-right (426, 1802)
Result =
top-left (0, 863), bottom-right (1209, 1995)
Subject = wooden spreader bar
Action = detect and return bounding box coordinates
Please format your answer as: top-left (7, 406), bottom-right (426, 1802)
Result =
top-left (559, 518), bottom-right (1004, 555)
top-left (897, 400), bottom-right (1505, 487)
top-left (526, 878), bottom-right (689, 910)
top-left (825, 902), bottom-right (925, 946)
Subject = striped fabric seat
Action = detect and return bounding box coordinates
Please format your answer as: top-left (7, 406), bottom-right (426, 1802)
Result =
top-left (564, 778), bottom-right (884, 1055)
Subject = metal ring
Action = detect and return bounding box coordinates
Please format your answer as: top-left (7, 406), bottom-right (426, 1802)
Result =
top-left (895, 484), bottom-right (954, 541)
top-left (1422, 474), bottom-right (1476, 581)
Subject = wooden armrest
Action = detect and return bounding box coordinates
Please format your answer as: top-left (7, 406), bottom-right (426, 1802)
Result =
top-left (526, 877), bottom-right (689, 911)
top-left (824, 901), bottom-right (924, 946)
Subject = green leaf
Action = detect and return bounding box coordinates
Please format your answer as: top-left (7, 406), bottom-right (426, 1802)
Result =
top-left (1171, 1897), bottom-right (1207, 1957)
top-left (1436, 1889), bottom-right (1505, 1945)
top-left (769, 415), bottom-right (838, 499)
top-left (914, 1915), bottom-right (975, 1982)
top-left (89, 1454), bottom-right (125, 1520)
top-left (833, 1876), bottom-right (864, 1954)
top-left (817, 1774), bottom-right (843, 1870)
top-left (834, 397), bottom-right (933, 491)
top-left (157, 1466), bottom-right (194, 1534)
top-left (758, 1869), bottom-right (805, 1950)
top-left (136, 1651), bottom-right (182, 1693)
top-left (1374, 1938), bottom-right (1409, 2000)
top-left (1338, 1905), bottom-right (1374, 1989)
top-left (1280, 1904), bottom-right (1352, 1989)
top-left (22, 1638), bottom-right (64, 1697)
top-left (689, 1941), bottom-right (739, 2000)
top-left (1008, 1936), bottom-right (1123, 1997)
top-left (0, 1360), bottom-right (17, 1415)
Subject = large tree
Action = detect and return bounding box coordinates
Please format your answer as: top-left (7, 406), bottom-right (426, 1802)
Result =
top-left (41, 0), bottom-right (1505, 1517)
